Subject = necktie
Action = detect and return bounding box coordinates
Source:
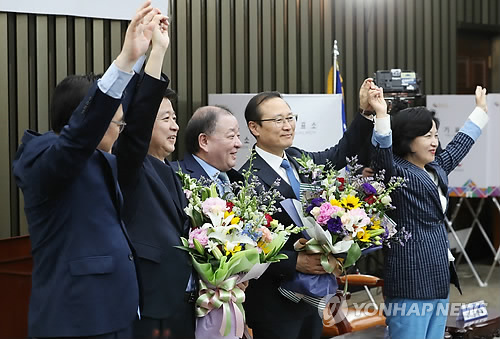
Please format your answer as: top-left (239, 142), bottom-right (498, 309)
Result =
top-left (217, 172), bottom-right (232, 196)
top-left (281, 159), bottom-right (301, 199)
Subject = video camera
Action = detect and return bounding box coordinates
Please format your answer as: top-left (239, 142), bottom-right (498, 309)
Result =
top-left (374, 69), bottom-right (424, 113)
top-left (374, 69), bottom-right (420, 94)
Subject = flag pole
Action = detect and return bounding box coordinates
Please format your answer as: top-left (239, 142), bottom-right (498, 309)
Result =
top-left (332, 40), bottom-right (339, 94)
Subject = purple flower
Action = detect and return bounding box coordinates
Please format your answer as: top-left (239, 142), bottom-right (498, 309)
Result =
top-left (327, 216), bottom-right (343, 233)
top-left (361, 182), bottom-right (377, 195)
top-left (305, 197), bottom-right (325, 214)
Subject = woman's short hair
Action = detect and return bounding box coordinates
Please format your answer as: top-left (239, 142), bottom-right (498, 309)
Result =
top-left (391, 107), bottom-right (440, 158)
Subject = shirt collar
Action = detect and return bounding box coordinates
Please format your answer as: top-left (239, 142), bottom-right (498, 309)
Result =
top-left (192, 154), bottom-right (221, 181)
top-left (255, 145), bottom-right (290, 173)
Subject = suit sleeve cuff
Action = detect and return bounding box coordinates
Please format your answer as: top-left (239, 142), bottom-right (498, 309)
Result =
top-left (97, 61), bottom-right (135, 99)
top-left (372, 130), bottom-right (392, 148)
top-left (374, 116), bottom-right (391, 135)
top-left (132, 55), bottom-right (146, 74)
top-left (468, 107), bottom-right (489, 130)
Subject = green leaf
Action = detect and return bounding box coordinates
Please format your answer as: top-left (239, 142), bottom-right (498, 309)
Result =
top-left (267, 253), bottom-right (289, 262)
top-left (201, 188), bottom-right (209, 201)
top-left (210, 183), bottom-right (219, 198)
top-left (344, 242), bottom-right (361, 268)
top-left (173, 245), bottom-right (192, 252)
top-left (193, 211), bottom-right (204, 228)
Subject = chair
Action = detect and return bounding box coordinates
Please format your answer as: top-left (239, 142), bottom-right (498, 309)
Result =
top-left (0, 235), bottom-right (32, 338)
top-left (322, 273), bottom-right (386, 337)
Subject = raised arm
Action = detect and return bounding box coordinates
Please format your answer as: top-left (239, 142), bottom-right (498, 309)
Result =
top-left (115, 14), bottom-right (170, 187)
top-left (306, 78), bottom-right (378, 168)
top-left (369, 86), bottom-right (397, 180)
top-left (27, 2), bottom-right (157, 196)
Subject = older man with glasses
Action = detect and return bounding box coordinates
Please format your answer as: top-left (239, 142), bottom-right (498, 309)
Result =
top-left (239, 89), bottom-right (375, 339)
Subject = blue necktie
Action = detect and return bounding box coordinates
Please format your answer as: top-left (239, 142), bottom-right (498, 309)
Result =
top-left (281, 159), bottom-right (301, 199)
top-left (217, 172), bottom-right (232, 196)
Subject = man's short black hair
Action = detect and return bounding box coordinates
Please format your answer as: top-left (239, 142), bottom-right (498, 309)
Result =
top-left (391, 107), bottom-right (440, 158)
top-left (50, 74), bottom-right (99, 133)
top-left (244, 91), bottom-right (284, 124)
top-left (164, 88), bottom-right (177, 102)
top-left (184, 105), bottom-right (233, 155)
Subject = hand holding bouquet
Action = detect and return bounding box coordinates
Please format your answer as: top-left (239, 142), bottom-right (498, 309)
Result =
top-left (177, 157), bottom-right (302, 338)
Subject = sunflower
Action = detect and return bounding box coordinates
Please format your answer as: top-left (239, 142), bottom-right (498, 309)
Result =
top-left (330, 198), bottom-right (342, 207)
top-left (341, 195), bottom-right (361, 210)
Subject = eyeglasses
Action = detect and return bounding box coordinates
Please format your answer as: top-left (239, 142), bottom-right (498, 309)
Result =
top-left (254, 114), bottom-right (298, 127)
top-left (111, 120), bottom-right (127, 133)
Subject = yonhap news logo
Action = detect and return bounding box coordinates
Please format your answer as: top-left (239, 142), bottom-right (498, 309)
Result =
top-left (318, 293), bottom-right (349, 327)
top-left (318, 297), bottom-right (489, 325)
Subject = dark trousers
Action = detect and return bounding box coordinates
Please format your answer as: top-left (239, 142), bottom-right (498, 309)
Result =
top-left (34, 326), bottom-right (133, 339)
top-left (248, 300), bottom-right (323, 339)
top-left (133, 301), bottom-right (195, 339)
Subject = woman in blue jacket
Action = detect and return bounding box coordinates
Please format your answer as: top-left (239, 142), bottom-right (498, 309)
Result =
top-left (368, 85), bottom-right (488, 339)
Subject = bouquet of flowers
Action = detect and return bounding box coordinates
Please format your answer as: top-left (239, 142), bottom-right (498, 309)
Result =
top-left (280, 155), bottom-right (410, 298)
top-left (177, 160), bottom-right (302, 339)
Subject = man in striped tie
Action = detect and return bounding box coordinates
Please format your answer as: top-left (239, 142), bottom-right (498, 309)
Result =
top-left (239, 88), bottom-right (375, 339)
top-left (174, 105), bottom-right (244, 197)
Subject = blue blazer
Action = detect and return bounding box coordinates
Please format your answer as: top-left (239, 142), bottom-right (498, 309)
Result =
top-left (238, 112), bottom-right (374, 334)
top-left (114, 74), bottom-right (194, 320)
top-left (173, 153), bottom-right (244, 186)
top-left (12, 85), bottom-right (139, 337)
top-left (372, 126), bottom-right (480, 299)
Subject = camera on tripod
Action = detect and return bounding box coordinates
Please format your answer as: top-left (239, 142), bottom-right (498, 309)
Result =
top-left (374, 69), bottom-right (424, 113)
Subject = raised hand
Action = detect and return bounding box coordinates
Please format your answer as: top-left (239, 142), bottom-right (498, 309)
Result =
top-left (368, 86), bottom-right (388, 118)
top-left (151, 14), bottom-right (170, 52)
top-left (115, 1), bottom-right (158, 73)
top-left (144, 14), bottom-right (169, 79)
top-left (359, 78), bottom-right (375, 112)
top-left (475, 86), bottom-right (488, 113)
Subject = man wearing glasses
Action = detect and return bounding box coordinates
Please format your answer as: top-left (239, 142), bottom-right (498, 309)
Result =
top-left (11, 3), bottom-right (157, 337)
top-left (240, 90), bottom-right (375, 339)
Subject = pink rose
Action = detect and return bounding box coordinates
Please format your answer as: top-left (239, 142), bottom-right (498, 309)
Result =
top-left (260, 227), bottom-right (273, 243)
top-left (316, 203), bottom-right (342, 225)
top-left (188, 227), bottom-right (209, 248)
top-left (201, 197), bottom-right (227, 215)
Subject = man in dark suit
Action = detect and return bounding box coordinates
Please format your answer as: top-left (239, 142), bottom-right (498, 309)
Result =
top-left (113, 14), bottom-right (195, 339)
top-left (174, 106), bottom-right (244, 193)
top-left (239, 90), bottom-right (375, 339)
top-left (11, 2), bottom-right (157, 338)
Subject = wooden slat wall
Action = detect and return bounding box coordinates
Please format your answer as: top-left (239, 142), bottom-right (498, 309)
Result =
top-left (1, 0), bottom-right (500, 237)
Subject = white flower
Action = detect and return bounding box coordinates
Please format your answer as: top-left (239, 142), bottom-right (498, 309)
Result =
top-left (310, 206), bottom-right (321, 218)
top-left (371, 182), bottom-right (385, 194)
top-left (331, 239), bottom-right (354, 254)
top-left (208, 224), bottom-right (256, 248)
top-left (381, 195), bottom-right (392, 206)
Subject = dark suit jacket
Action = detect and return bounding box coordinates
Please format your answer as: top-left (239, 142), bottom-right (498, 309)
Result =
top-left (173, 153), bottom-right (244, 186)
top-left (238, 112), bottom-right (374, 333)
top-left (373, 131), bottom-right (475, 299)
top-left (12, 84), bottom-right (139, 337)
top-left (113, 74), bottom-right (193, 320)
